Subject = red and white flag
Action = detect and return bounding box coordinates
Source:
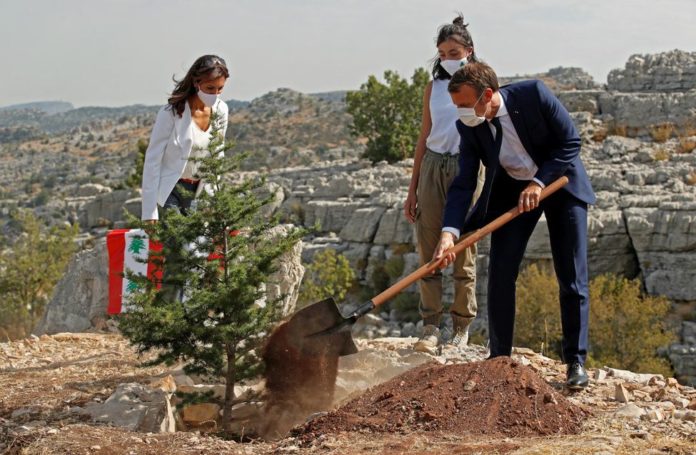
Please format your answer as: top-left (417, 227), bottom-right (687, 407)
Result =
top-left (106, 229), bottom-right (162, 314)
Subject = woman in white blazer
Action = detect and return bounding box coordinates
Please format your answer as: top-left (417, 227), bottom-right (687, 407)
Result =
top-left (141, 55), bottom-right (230, 222)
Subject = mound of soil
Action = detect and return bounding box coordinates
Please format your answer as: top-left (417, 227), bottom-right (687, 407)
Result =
top-left (297, 357), bottom-right (587, 440)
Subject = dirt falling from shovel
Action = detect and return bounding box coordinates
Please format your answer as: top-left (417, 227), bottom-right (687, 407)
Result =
top-left (258, 320), bottom-right (339, 440)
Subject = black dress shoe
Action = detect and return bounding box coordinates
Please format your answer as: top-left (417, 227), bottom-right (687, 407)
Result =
top-left (566, 362), bottom-right (589, 390)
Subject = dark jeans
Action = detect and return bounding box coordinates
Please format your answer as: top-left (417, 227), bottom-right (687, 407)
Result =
top-left (160, 180), bottom-right (199, 302)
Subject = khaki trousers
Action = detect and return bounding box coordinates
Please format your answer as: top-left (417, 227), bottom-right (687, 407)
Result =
top-left (415, 149), bottom-right (484, 331)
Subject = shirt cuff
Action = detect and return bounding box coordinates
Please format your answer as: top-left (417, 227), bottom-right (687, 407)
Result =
top-left (442, 227), bottom-right (461, 240)
top-left (532, 178), bottom-right (546, 189)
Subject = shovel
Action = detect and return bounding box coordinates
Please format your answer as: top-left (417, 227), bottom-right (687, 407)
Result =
top-left (265, 176), bottom-right (569, 362)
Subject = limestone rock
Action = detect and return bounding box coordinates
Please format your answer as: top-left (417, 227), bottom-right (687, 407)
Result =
top-left (33, 239), bottom-right (109, 335)
top-left (339, 207), bottom-right (386, 242)
top-left (614, 403), bottom-right (646, 419)
top-left (615, 383), bottom-right (632, 403)
top-left (607, 50), bottom-right (696, 93)
top-left (83, 383), bottom-right (175, 433)
top-left (180, 403), bottom-right (220, 428)
top-left (76, 183), bottom-right (112, 198)
top-left (79, 189), bottom-right (136, 228)
top-left (606, 367), bottom-right (664, 385)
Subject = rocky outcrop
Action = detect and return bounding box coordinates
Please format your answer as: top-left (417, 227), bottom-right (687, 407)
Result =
top-left (78, 189), bottom-right (140, 229)
top-left (598, 50), bottom-right (696, 135)
top-left (608, 50), bottom-right (696, 93)
top-left (34, 239), bottom-right (110, 335)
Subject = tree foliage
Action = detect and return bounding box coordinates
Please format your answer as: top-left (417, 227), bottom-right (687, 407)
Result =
top-left (117, 114), bottom-right (304, 431)
top-left (0, 211), bottom-right (78, 340)
top-left (514, 264), bottom-right (675, 376)
top-left (297, 248), bottom-right (355, 307)
top-left (124, 138), bottom-right (148, 189)
top-left (346, 68), bottom-right (430, 163)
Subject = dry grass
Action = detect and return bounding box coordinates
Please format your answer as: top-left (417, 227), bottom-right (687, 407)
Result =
top-left (677, 136), bottom-right (696, 154)
top-left (653, 148), bottom-right (671, 161)
top-left (650, 123), bottom-right (675, 143)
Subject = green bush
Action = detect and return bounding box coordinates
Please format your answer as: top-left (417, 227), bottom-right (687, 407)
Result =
top-left (298, 249), bottom-right (356, 308)
top-left (0, 210), bottom-right (78, 340)
top-left (346, 68), bottom-right (429, 163)
top-left (514, 264), bottom-right (675, 376)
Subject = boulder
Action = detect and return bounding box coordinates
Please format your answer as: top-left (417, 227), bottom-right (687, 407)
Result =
top-left (34, 239), bottom-right (109, 335)
top-left (83, 383), bottom-right (175, 433)
top-left (180, 403), bottom-right (220, 428)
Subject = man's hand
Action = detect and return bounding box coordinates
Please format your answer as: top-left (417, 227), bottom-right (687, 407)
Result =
top-left (404, 190), bottom-right (418, 223)
top-left (518, 182), bottom-right (543, 213)
top-left (432, 231), bottom-right (456, 270)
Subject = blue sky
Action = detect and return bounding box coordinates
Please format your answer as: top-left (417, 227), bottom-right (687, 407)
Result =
top-left (1, 0), bottom-right (694, 107)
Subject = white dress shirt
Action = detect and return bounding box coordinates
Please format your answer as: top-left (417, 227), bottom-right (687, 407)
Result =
top-left (442, 94), bottom-right (544, 239)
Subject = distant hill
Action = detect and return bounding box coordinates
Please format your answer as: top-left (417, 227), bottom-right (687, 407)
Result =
top-left (0, 101), bottom-right (74, 115)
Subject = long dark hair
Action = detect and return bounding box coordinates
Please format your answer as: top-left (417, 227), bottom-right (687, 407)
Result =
top-left (168, 55), bottom-right (229, 117)
top-left (432, 14), bottom-right (477, 81)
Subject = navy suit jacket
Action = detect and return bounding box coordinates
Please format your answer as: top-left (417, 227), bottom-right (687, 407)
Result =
top-left (442, 80), bottom-right (596, 233)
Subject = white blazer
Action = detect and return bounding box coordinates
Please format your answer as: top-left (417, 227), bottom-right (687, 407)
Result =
top-left (141, 99), bottom-right (229, 220)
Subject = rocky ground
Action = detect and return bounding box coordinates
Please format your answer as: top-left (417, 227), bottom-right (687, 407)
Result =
top-left (1, 332), bottom-right (695, 454)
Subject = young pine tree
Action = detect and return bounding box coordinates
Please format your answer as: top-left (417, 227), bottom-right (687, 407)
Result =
top-left (119, 112), bottom-right (304, 430)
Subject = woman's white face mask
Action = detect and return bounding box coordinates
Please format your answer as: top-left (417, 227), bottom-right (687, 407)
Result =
top-left (197, 88), bottom-right (219, 107)
top-left (440, 57), bottom-right (468, 76)
top-left (457, 91), bottom-right (487, 127)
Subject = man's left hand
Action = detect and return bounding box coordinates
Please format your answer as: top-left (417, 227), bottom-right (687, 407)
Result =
top-left (518, 182), bottom-right (543, 213)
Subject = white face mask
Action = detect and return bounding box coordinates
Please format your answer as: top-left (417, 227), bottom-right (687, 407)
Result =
top-left (197, 88), bottom-right (219, 107)
top-left (440, 57), bottom-right (468, 76)
top-left (457, 91), bottom-right (487, 127)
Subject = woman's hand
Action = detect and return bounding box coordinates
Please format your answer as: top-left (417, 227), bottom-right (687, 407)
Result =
top-left (404, 190), bottom-right (418, 223)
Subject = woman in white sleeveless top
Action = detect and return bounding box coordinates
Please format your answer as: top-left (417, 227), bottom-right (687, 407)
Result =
top-left (405, 16), bottom-right (483, 352)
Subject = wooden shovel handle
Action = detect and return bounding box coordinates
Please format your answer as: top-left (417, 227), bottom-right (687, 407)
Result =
top-left (371, 176), bottom-right (569, 307)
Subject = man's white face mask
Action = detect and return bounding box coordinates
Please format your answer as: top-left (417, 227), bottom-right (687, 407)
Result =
top-left (457, 90), bottom-right (487, 127)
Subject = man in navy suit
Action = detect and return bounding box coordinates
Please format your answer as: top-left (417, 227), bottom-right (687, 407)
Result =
top-left (433, 62), bottom-right (595, 390)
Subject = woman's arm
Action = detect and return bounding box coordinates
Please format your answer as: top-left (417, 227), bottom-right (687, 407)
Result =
top-left (141, 106), bottom-right (175, 221)
top-left (404, 81), bottom-right (433, 223)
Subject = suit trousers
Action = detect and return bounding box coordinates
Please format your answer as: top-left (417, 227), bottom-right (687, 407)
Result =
top-left (486, 172), bottom-right (589, 365)
top-left (415, 150), bottom-right (483, 330)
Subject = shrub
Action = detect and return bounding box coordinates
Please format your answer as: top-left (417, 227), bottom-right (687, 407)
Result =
top-left (677, 136), bottom-right (696, 154)
top-left (653, 148), bottom-right (670, 161)
top-left (0, 211), bottom-right (78, 340)
top-left (384, 254), bottom-right (405, 281)
top-left (346, 68), bottom-right (429, 163)
top-left (650, 123), bottom-right (674, 143)
top-left (298, 249), bottom-right (356, 308)
top-left (391, 292), bottom-right (420, 323)
top-left (514, 264), bottom-right (675, 376)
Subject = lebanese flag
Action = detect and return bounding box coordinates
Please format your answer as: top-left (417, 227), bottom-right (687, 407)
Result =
top-left (106, 229), bottom-right (162, 314)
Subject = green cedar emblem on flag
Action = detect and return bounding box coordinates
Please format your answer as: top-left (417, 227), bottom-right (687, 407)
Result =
top-left (128, 237), bottom-right (146, 255)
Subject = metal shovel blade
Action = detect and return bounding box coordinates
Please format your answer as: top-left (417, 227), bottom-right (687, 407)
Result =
top-left (275, 298), bottom-right (358, 357)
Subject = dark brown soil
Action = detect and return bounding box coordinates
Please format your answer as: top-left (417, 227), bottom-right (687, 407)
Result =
top-left (260, 320), bottom-right (339, 439)
top-left (296, 357), bottom-right (588, 441)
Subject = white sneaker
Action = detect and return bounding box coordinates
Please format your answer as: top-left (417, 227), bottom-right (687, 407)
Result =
top-left (449, 328), bottom-right (469, 348)
top-left (413, 325), bottom-right (440, 353)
